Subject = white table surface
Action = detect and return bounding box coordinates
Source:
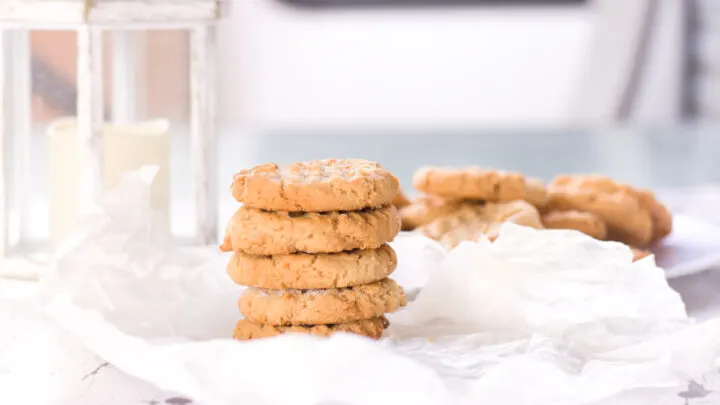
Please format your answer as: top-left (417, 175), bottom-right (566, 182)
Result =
top-left (0, 282), bottom-right (186, 405)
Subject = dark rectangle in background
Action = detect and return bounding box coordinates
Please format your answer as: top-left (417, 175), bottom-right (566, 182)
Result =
top-left (280, 0), bottom-right (587, 8)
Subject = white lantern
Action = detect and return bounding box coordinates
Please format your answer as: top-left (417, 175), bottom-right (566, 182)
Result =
top-left (0, 0), bottom-right (226, 273)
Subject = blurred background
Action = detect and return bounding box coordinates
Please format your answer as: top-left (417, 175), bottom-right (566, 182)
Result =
top-left (6, 0), bottom-right (720, 245)
top-left (29, 0), bottom-right (718, 129)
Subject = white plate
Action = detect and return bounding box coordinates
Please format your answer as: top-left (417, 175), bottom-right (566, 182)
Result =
top-left (653, 215), bottom-right (720, 279)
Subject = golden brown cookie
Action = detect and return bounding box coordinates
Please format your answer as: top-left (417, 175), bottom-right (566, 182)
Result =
top-left (412, 166), bottom-right (527, 202)
top-left (548, 175), bottom-right (653, 247)
top-left (233, 317), bottom-right (389, 341)
top-left (525, 178), bottom-right (550, 211)
top-left (416, 200), bottom-right (543, 249)
top-left (392, 188), bottom-right (412, 208)
top-left (631, 247), bottom-right (651, 262)
top-left (238, 278), bottom-right (407, 326)
top-left (613, 186), bottom-right (672, 244)
top-left (221, 205), bottom-right (401, 255)
top-left (541, 210), bottom-right (607, 240)
top-left (227, 244), bottom-right (397, 289)
top-left (231, 159), bottom-right (399, 212)
top-left (637, 190), bottom-right (673, 243)
top-left (399, 196), bottom-right (463, 231)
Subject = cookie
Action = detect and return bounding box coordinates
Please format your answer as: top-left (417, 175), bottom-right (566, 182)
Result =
top-left (548, 175), bottom-right (653, 247)
top-left (614, 185), bottom-right (672, 244)
top-left (525, 177), bottom-right (550, 211)
top-left (238, 278), bottom-right (406, 326)
top-left (399, 196), bottom-right (463, 231)
top-left (541, 210), bottom-right (607, 240)
top-left (231, 159), bottom-right (399, 212)
top-left (412, 166), bottom-right (527, 202)
top-left (227, 244), bottom-right (397, 289)
top-left (392, 188), bottom-right (411, 208)
top-left (631, 247), bottom-right (651, 262)
top-left (233, 317), bottom-right (389, 340)
top-left (221, 205), bottom-right (401, 255)
top-left (637, 190), bottom-right (672, 243)
top-left (416, 200), bottom-right (543, 249)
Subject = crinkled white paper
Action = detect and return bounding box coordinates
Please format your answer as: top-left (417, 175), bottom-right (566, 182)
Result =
top-left (36, 169), bottom-right (720, 405)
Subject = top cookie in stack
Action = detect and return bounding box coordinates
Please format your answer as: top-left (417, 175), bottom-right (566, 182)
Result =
top-left (402, 166), bottom-right (545, 247)
top-left (222, 159), bottom-right (406, 341)
top-left (231, 159), bottom-right (400, 212)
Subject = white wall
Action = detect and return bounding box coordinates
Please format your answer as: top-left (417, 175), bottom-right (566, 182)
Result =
top-left (217, 2), bottom-right (593, 131)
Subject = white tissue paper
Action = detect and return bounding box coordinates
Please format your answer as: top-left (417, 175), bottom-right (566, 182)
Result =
top-left (36, 168), bottom-right (720, 405)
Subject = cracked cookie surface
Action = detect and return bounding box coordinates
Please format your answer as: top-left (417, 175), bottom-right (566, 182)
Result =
top-left (238, 278), bottom-right (406, 325)
top-left (233, 316), bottom-right (389, 340)
top-left (220, 205), bottom-right (401, 255)
top-left (227, 244), bottom-right (397, 289)
top-left (231, 159), bottom-right (400, 212)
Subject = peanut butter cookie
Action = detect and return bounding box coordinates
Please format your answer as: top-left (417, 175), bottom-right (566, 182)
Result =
top-left (548, 175), bottom-right (653, 247)
top-left (392, 187), bottom-right (412, 208)
top-left (227, 244), bottom-right (397, 289)
top-left (416, 200), bottom-right (543, 249)
top-left (233, 316), bottom-right (389, 340)
top-left (541, 210), bottom-right (607, 240)
top-left (399, 196), bottom-right (463, 231)
top-left (238, 278), bottom-right (406, 326)
top-left (525, 177), bottom-right (550, 211)
top-left (231, 159), bottom-right (400, 212)
top-left (631, 247), bottom-right (651, 262)
top-left (412, 166), bottom-right (527, 202)
top-left (614, 186), bottom-right (672, 244)
top-left (221, 205), bottom-right (401, 255)
top-left (637, 190), bottom-right (673, 243)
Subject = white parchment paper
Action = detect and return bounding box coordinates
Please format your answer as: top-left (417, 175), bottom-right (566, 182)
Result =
top-left (35, 169), bottom-right (720, 405)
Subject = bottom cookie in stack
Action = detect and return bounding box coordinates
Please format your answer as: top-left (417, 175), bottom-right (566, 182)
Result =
top-left (235, 278), bottom-right (406, 341)
top-left (228, 246), bottom-right (407, 341)
top-left (233, 316), bottom-right (390, 340)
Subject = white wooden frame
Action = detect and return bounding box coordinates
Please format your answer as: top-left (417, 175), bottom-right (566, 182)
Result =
top-left (0, 0), bottom-right (225, 261)
top-left (0, 0), bottom-right (224, 27)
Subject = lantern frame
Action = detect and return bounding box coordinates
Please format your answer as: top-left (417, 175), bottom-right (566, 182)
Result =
top-left (0, 0), bottom-right (226, 263)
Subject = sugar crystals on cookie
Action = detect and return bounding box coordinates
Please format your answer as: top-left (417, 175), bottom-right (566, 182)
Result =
top-left (232, 159), bottom-right (400, 212)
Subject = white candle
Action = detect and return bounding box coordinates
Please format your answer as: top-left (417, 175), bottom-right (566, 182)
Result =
top-left (47, 118), bottom-right (171, 248)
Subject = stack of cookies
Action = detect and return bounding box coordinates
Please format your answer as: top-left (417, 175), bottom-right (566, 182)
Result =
top-left (400, 166), bottom-right (546, 248)
top-left (221, 159), bottom-right (407, 340)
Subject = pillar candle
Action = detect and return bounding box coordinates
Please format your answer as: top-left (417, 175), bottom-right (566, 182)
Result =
top-left (47, 118), bottom-right (171, 248)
